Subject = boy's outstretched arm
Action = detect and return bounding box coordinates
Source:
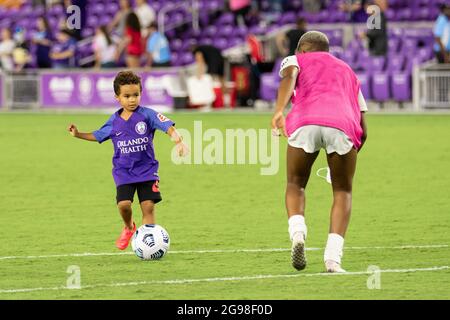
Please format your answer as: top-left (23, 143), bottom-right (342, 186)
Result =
top-left (271, 65), bottom-right (299, 137)
top-left (68, 124), bottom-right (97, 142)
top-left (167, 126), bottom-right (189, 157)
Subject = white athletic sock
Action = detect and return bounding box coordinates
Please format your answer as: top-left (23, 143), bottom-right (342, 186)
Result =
top-left (324, 233), bottom-right (345, 264)
top-left (288, 215), bottom-right (307, 242)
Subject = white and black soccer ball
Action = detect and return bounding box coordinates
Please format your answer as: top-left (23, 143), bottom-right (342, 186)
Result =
top-left (131, 224), bottom-right (170, 260)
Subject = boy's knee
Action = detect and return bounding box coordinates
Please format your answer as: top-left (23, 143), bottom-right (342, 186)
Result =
top-left (117, 200), bottom-right (132, 211)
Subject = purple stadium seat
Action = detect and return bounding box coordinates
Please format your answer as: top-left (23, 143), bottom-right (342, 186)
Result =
top-left (92, 3), bottom-right (105, 15)
top-left (388, 38), bottom-right (401, 52)
top-left (180, 52), bottom-right (194, 65)
top-left (228, 37), bottom-right (242, 47)
top-left (278, 12), bottom-right (296, 25)
top-left (342, 48), bottom-right (357, 65)
top-left (202, 25), bottom-right (217, 38)
top-left (417, 47), bottom-right (434, 62)
top-left (391, 73), bottom-right (412, 101)
top-left (387, 55), bottom-right (406, 72)
top-left (371, 72), bottom-right (390, 101)
top-left (217, 12), bottom-right (235, 25)
top-left (356, 72), bottom-right (372, 100)
top-left (106, 3), bottom-right (120, 15)
top-left (49, 4), bottom-right (64, 16)
top-left (170, 39), bottom-right (183, 51)
top-left (235, 26), bottom-right (249, 38)
top-left (217, 38), bottom-right (230, 50)
top-left (200, 38), bottom-right (213, 46)
top-left (86, 15), bottom-right (98, 28)
top-left (218, 25), bottom-right (234, 37)
top-left (181, 38), bottom-right (198, 51)
top-left (260, 59), bottom-right (283, 102)
top-left (398, 8), bottom-right (413, 21)
top-left (330, 46), bottom-right (344, 59)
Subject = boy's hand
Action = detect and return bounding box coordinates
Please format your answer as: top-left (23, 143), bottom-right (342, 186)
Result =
top-left (68, 124), bottom-right (79, 137)
top-left (175, 141), bottom-right (190, 157)
top-left (271, 111), bottom-right (287, 137)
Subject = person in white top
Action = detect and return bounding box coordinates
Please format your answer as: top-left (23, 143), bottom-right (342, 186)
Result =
top-left (0, 28), bottom-right (16, 71)
top-left (93, 26), bottom-right (117, 68)
top-left (135, 0), bottom-right (156, 36)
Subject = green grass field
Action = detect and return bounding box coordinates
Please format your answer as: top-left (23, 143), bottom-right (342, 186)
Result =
top-left (0, 112), bottom-right (449, 300)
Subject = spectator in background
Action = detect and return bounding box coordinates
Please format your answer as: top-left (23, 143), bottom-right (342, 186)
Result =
top-left (93, 26), bottom-right (117, 68)
top-left (115, 12), bottom-right (144, 68)
top-left (145, 23), bottom-right (171, 68)
top-left (109, 0), bottom-right (132, 38)
top-left (360, 0), bottom-right (388, 56)
top-left (302, 0), bottom-right (323, 13)
top-left (339, 0), bottom-right (368, 23)
top-left (246, 33), bottom-right (265, 105)
top-left (276, 17), bottom-right (308, 56)
top-left (135, 0), bottom-right (155, 37)
top-left (192, 44), bottom-right (226, 96)
top-left (0, 0), bottom-right (25, 9)
top-left (50, 28), bottom-right (76, 69)
top-left (192, 44), bottom-right (225, 80)
top-left (12, 26), bottom-right (31, 70)
top-left (230, 0), bottom-right (252, 28)
top-left (0, 28), bottom-right (15, 71)
top-left (434, 4), bottom-right (450, 64)
top-left (32, 17), bottom-right (53, 68)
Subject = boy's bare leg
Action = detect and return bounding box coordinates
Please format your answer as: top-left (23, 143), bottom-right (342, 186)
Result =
top-left (140, 200), bottom-right (155, 225)
top-left (116, 200), bottom-right (136, 250)
top-left (117, 200), bottom-right (134, 230)
top-left (286, 145), bottom-right (319, 270)
top-left (324, 149), bottom-right (357, 272)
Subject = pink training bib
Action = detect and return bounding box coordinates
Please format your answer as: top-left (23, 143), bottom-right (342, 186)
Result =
top-left (285, 52), bottom-right (363, 149)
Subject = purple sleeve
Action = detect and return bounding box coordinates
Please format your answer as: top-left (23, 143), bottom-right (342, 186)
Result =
top-left (141, 107), bottom-right (175, 133)
top-left (93, 115), bottom-right (114, 143)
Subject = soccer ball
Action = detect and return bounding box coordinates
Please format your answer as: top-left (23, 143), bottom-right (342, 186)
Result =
top-left (131, 224), bottom-right (170, 260)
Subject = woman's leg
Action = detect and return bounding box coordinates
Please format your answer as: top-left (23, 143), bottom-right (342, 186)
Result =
top-left (324, 149), bottom-right (357, 271)
top-left (326, 149), bottom-right (357, 237)
top-left (286, 145), bottom-right (319, 270)
top-left (286, 145), bottom-right (319, 219)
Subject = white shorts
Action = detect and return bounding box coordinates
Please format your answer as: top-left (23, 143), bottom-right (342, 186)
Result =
top-left (288, 125), bottom-right (354, 155)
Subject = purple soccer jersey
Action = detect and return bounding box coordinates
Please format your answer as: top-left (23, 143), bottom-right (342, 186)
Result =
top-left (93, 106), bottom-right (174, 186)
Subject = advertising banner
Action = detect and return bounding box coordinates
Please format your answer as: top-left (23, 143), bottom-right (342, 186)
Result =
top-left (40, 70), bottom-right (178, 110)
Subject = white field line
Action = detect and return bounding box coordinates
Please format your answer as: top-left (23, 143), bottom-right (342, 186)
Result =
top-left (0, 244), bottom-right (447, 261)
top-left (0, 266), bottom-right (448, 294)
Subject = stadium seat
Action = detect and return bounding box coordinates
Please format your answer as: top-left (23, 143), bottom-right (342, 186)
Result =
top-left (260, 59), bottom-right (283, 102)
top-left (391, 72), bottom-right (412, 101)
top-left (356, 72), bottom-right (372, 100)
top-left (372, 72), bottom-right (391, 102)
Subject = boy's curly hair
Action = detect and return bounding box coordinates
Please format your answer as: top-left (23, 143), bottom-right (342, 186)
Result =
top-left (113, 71), bottom-right (142, 95)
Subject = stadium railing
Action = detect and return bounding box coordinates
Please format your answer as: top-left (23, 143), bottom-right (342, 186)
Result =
top-left (413, 62), bottom-right (450, 110)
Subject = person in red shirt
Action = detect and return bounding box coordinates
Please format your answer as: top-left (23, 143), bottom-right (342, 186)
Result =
top-left (115, 12), bottom-right (144, 68)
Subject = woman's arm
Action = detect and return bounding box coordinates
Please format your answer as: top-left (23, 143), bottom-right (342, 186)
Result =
top-left (359, 112), bottom-right (368, 151)
top-left (271, 65), bottom-right (299, 137)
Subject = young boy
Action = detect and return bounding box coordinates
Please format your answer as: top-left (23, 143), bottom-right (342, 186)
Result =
top-left (271, 31), bottom-right (368, 273)
top-left (68, 71), bottom-right (188, 250)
